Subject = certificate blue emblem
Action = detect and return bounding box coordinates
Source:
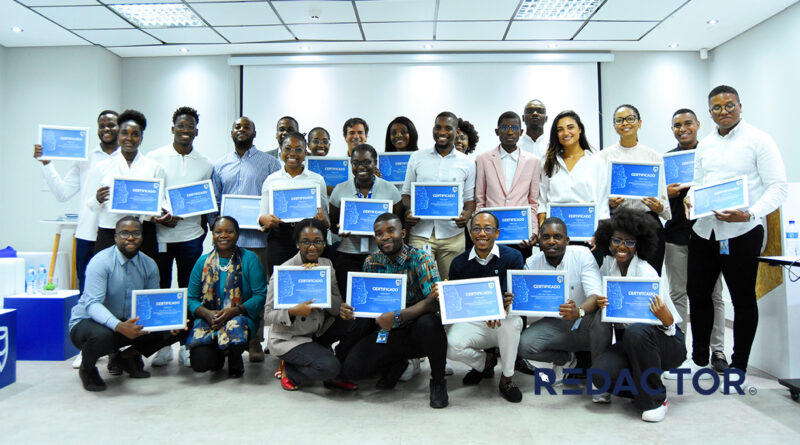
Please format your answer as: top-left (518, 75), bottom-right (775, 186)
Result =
top-left (663, 150), bottom-right (695, 185)
top-left (689, 176), bottom-right (749, 220)
top-left (38, 125), bottom-right (89, 160)
top-left (167, 180), bottom-right (217, 217)
top-left (439, 277), bottom-right (505, 324)
top-left (548, 204), bottom-right (597, 241)
top-left (609, 161), bottom-right (661, 198)
top-left (482, 207), bottom-right (531, 244)
top-left (347, 272), bottom-right (407, 318)
top-left (132, 288), bottom-right (188, 332)
top-left (270, 186), bottom-right (321, 223)
top-left (508, 271), bottom-right (568, 317)
top-left (221, 195), bottom-right (261, 229)
top-left (412, 183), bottom-right (462, 219)
top-left (602, 278), bottom-right (660, 324)
top-left (110, 177), bottom-right (163, 216)
top-left (339, 198), bottom-right (392, 236)
top-left (307, 157), bottom-right (350, 187)
top-left (273, 266), bottom-right (332, 309)
top-left (378, 153), bottom-right (411, 184)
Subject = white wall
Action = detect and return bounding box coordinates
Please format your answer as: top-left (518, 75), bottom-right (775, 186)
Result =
top-left (709, 1), bottom-right (800, 181)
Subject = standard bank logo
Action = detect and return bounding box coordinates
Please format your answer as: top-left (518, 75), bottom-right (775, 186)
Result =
top-left (0, 326), bottom-right (8, 373)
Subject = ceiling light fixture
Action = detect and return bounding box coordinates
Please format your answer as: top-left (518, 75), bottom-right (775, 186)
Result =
top-left (424, 44), bottom-right (433, 49)
top-left (110, 3), bottom-right (203, 28)
top-left (300, 45), bottom-right (310, 51)
top-left (310, 15), bottom-right (320, 21)
top-left (547, 43), bottom-right (558, 49)
top-left (11, 26), bottom-right (23, 33)
top-left (179, 48), bottom-right (190, 53)
top-left (707, 19), bottom-right (719, 25)
top-left (669, 43), bottom-right (679, 48)
top-left (515, 0), bottom-right (602, 20)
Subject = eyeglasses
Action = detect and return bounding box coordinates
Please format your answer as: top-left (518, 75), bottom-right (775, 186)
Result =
top-left (116, 230), bottom-right (143, 239)
top-left (311, 138), bottom-right (329, 145)
top-left (499, 125), bottom-right (520, 132)
top-left (174, 124), bottom-right (196, 131)
top-left (610, 237), bottom-right (636, 248)
top-left (298, 240), bottom-right (326, 248)
top-left (613, 115), bottom-right (639, 125)
top-left (350, 159), bottom-right (374, 167)
top-left (524, 107), bottom-right (546, 115)
top-left (470, 226), bottom-right (497, 235)
top-left (710, 102), bottom-right (737, 114)
top-left (282, 147), bottom-right (305, 154)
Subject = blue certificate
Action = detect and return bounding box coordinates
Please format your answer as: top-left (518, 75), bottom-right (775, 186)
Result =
top-left (269, 185), bottom-right (321, 223)
top-left (339, 198), bottom-right (393, 236)
top-left (439, 277), bottom-right (505, 324)
top-left (378, 153), bottom-right (411, 184)
top-left (411, 183), bottom-right (462, 219)
top-left (38, 125), bottom-right (89, 161)
top-left (482, 207), bottom-right (532, 244)
top-left (508, 271), bottom-right (568, 317)
top-left (221, 195), bottom-right (261, 229)
top-left (132, 288), bottom-right (188, 332)
top-left (167, 180), bottom-right (217, 218)
top-left (609, 161), bottom-right (661, 198)
top-left (346, 272), bottom-right (407, 318)
top-left (273, 266), bottom-right (332, 309)
top-left (689, 176), bottom-right (749, 220)
top-left (663, 150), bottom-right (695, 185)
top-left (110, 177), bottom-right (163, 216)
top-left (307, 157), bottom-right (350, 187)
top-left (602, 277), bottom-right (660, 324)
top-left (548, 203), bottom-right (597, 241)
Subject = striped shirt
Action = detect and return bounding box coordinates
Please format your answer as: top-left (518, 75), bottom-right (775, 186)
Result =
top-left (363, 244), bottom-right (441, 307)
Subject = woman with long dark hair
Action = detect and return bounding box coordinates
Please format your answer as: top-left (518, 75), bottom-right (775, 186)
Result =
top-left (384, 116), bottom-right (419, 152)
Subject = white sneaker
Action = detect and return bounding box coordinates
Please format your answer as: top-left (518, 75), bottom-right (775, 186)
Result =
top-left (552, 353), bottom-right (577, 386)
top-left (591, 384), bottom-right (611, 403)
top-left (444, 361), bottom-right (454, 376)
top-left (719, 373), bottom-right (755, 395)
top-left (642, 399), bottom-right (668, 422)
top-left (689, 361), bottom-right (713, 380)
top-left (178, 345), bottom-right (191, 367)
top-left (71, 355), bottom-right (82, 369)
top-left (399, 358), bottom-right (420, 381)
top-left (151, 345), bottom-right (173, 367)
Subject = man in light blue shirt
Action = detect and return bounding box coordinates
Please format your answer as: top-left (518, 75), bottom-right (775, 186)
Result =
top-left (69, 216), bottom-right (185, 391)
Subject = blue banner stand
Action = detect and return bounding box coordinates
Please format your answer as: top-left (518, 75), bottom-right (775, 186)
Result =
top-left (0, 309), bottom-right (17, 388)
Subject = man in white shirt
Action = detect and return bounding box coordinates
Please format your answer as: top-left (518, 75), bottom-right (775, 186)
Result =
top-left (686, 85), bottom-right (787, 377)
top-left (402, 111), bottom-right (476, 279)
top-left (519, 99), bottom-right (549, 160)
top-left (33, 110), bottom-right (119, 293)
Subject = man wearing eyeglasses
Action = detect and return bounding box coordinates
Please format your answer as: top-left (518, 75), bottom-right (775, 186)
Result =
top-left (685, 85), bottom-right (787, 386)
top-left (69, 217), bottom-right (186, 392)
top-left (445, 211), bottom-right (525, 402)
top-left (519, 99), bottom-right (549, 159)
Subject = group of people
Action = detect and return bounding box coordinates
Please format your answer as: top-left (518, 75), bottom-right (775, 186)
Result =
top-left (36, 84), bottom-right (786, 423)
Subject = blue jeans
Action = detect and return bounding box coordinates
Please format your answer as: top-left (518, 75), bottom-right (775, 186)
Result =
top-left (75, 238), bottom-right (95, 294)
top-left (156, 235), bottom-right (205, 288)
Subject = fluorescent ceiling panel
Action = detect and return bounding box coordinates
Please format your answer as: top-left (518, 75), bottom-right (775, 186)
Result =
top-left (19, 0), bottom-right (100, 5)
top-left (506, 20), bottom-right (583, 40)
top-left (515, 0), bottom-right (602, 20)
top-left (436, 21), bottom-right (508, 40)
top-left (362, 22), bottom-right (432, 40)
top-left (273, 0), bottom-right (357, 24)
top-left (190, 2), bottom-right (281, 26)
top-left (146, 26), bottom-right (227, 43)
top-left (289, 23), bottom-right (362, 40)
top-left (575, 20), bottom-right (656, 40)
top-left (74, 28), bottom-right (161, 46)
top-left (32, 5), bottom-right (132, 29)
top-left (108, 3), bottom-right (203, 28)
top-left (591, 0), bottom-right (686, 21)
top-left (215, 25), bottom-right (294, 43)
top-left (438, 0), bottom-right (522, 21)
top-left (355, 0), bottom-right (435, 22)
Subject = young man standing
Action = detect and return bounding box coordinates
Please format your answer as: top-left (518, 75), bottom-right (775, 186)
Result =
top-left (343, 117), bottom-right (368, 156)
top-left (519, 99), bottom-right (549, 159)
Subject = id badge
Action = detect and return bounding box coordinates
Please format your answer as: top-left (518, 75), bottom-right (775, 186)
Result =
top-left (376, 330), bottom-right (389, 344)
top-left (158, 242), bottom-right (167, 253)
top-left (422, 243), bottom-right (432, 255)
top-left (720, 239), bottom-right (730, 255)
top-left (360, 237), bottom-right (370, 253)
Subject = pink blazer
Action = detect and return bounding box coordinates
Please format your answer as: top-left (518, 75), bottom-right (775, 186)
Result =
top-left (475, 146), bottom-right (543, 234)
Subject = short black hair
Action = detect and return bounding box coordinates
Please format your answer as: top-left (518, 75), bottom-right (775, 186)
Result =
top-left (281, 131), bottom-right (307, 148)
top-left (384, 116), bottom-right (419, 152)
top-left (708, 85), bottom-right (740, 102)
top-left (374, 212), bottom-right (401, 228)
top-left (593, 208), bottom-right (659, 260)
top-left (277, 116), bottom-right (299, 129)
top-left (352, 143), bottom-right (377, 160)
top-left (118, 109), bottom-right (147, 131)
top-left (436, 111), bottom-right (458, 122)
top-left (343, 117), bottom-right (368, 137)
top-left (115, 216), bottom-right (142, 231)
top-left (97, 110), bottom-right (118, 121)
top-left (172, 106), bottom-right (199, 124)
top-left (497, 111), bottom-right (521, 127)
top-left (293, 218), bottom-right (328, 242)
top-left (614, 104), bottom-right (641, 120)
top-left (672, 108), bottom-right (697, 120)
top-left (457, 118), bottom-right (479, 154)
top-left (212, 216), bottom-right (240, 234)
top-left (308, 127), bottom-right (330, 139)
top-left (469, 210), bottom-right (499, 229)
top-left (540, 217), bottom-right (567, 236)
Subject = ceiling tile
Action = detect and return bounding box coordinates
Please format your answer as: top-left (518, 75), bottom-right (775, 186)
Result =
top-left (592, 0), bottom-right (687, 21)
top-left (273, 0), bottom-right (357, 24)
top-left (215, 25), bottom-right (293, 43)
top-left (437, 0), bottom-right (520, 21)
top-left (187, 0), bottom-right (261, 2)
top-left (146, 26), bottom-right (227, 43)
top-left (574, 21), bottom-right (656, 40)
top-left (0, 0), bottom-right (91, 47)
top-left (356, 0), bottom-right (435, 22)
top-left (289, 23), bottom-right (362, 40)
top-left (506, 20), bottom-right (584, 40)
top-left (74, 28), bottom-right (161, 46)
top-left (19, 1), bottom-right (100, 5)
top-left (190, 2), bottom-right (280, 26)
top-left (437, 21), bottom-right (507, 40)
top-left (362, 22), bottom-right (432, 40)
top-left (32, 5), bottom-right (132, 29)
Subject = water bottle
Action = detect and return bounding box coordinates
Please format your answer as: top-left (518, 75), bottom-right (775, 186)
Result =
top-left (37, 264), bottom-right (47, 294)
top-left (26, 266), bottom-right (37, 294)
top-left (787, 220), bottom-right (799, 257)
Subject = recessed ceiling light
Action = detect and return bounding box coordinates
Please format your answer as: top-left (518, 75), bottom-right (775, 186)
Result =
top-left (178, 48), bottom-right (190, 53)
top-left (300, 45), bottom-right (310, 51)
top-left (310, 15), bottom-right (320, 21)
top-left (547, 43), bottom-right (558, 49)
top-left (707, 19), bottom-right (719, 25)
top-left (424, 44), bottom-right (433, 49)
top-left (11, 26), bottom-right (23, 33)
top-left (516, 0), bottom-right (602, 20)
top-left (110, 3), bottom-right (203, 28)
top-left (669, 43), bottom-right (679, 48)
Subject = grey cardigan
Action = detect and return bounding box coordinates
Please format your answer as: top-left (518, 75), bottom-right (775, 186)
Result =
top-left (264, 254), bottom-right (342, 356)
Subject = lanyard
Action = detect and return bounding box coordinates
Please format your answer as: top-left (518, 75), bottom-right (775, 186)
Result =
top-left (355, 179), bottom-right (373, 199)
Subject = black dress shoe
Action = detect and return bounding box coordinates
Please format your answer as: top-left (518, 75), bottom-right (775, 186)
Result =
top-left (429, 379), bottom-right (449, 409)
top-left (79, 366), bottom-right (107, 392)
top-left (376, 360), bottom-right (408, 390)
top-left (499, 379), bottom-right (523, 403)
top-left (711, 351), bottom-right (729, 374)
top-left (107, 351), bottom-right (123, 376)
top-left (122, 356), bottom-right (151, 378)
top-left (228, 351), bottom-right (244, 379)
top-left (462, 369), bottom-right (484, 385)
top-left (514, 357), bottom-right (537, 376)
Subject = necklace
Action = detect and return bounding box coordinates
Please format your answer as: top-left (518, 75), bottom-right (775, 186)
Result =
top-left (217, 256), bottom-right (232, 272)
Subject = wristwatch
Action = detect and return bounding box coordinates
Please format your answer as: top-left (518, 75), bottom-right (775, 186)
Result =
top-left (392, 310), bottom-right (402, 328)
top-left (577, 307), bottom-right (585, 319)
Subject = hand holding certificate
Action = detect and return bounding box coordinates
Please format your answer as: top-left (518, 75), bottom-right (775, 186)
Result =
top-left (601, 277), bottom-right (661, 324)
top-left (411, 182), bottom-right (462, 220)
top-left (687, 176), bottom-right (749, 220)
top-left (438, 277), bottom-right (505, 324)
top-left (273, 266), bottom-right (332, 309)
top-left (38, 125), bottom-right (89, 161)
top-left (132, 288), bottom-right (188, 332)
top-left (507, 271), bottom-right (568, 317)
top-left (346, 272), bottom-right (406, 318)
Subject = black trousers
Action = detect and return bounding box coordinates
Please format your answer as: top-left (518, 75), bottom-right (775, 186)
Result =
top-left (341, 313), bottom-right (448, 382)
top-left (190, 344), bottom-right (245, 373)
top-left (332, 251), bottom-right (369, 297)
top-left (278, 317), bottom-right (363, 385)
top-left (645, 212), bottom-right (665, 276)
top-left (94, 221), bottom-right (158, 260)
top-left (70, 319), bottom-right (186, 368)
top-left (687, 226), bottom-right (763, 371)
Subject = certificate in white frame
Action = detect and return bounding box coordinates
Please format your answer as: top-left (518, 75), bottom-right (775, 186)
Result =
top-left (273, 265), bottom-right (332, 309)
top-left (346, 272), bottom-right (407, 318)
top-left (220, 194), bottom-right (262, 230)
top-left (306, 156), bottom-right (351, 186)
top-left (546, 202), bottom-right (598, 242)
top-left (481, 206), bottom-right (532, 245)
top-left (38, 124), bottom-right (89, 161)
top-left (507, 270), bottom-right (569, 317)
top-left (268, 184), bottom-right (322, 223)
top-left (662, 150), bottom-right (696, 186)
top-left (688, 175), bottom-right (749, 220)
top-left (338, 198), bottom-right (394, 236)
top-left (410, 182), bottom-right (463, 220)
top-left (131, 288), bottom-right (188, 332)
top-left (601, 276), bottom-right (661, 325)
top-left (109, 176), bottom-right (164, 216)
top-left (608, 160), bottom-right (662, 199)
top-left (166, 179), bottom-right (218, 218)
top-left (377, 152), bottom-right (412, 184)
top-left (438, 276), bottom-right (505, 325)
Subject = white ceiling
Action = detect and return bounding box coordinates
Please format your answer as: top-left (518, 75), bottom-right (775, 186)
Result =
top-left (0, 0), bottom-right (797, 57)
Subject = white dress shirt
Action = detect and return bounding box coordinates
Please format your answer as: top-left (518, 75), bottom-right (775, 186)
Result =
top-left (539, 150), bottom-right (611, 220)
top-left (524, 245), bottom-right (602, 306)
top-left (692, 119), bottom-right (787, 240)
top-left (599, 142), bottom-right (672, 220)
top-left (89, 152), bottom-right (167, 229)
top-left (401, 147), bottom-right (477, 240)
top-left (520, 133), bottom-right (549, 161)
top-left (259, 167), bottom-right (329, 217)
top-left (499, 146), bottom-right (520, 191)
top-left (468, 244), bottom-right (500, 266)
top-left (147, 144), bottom-right (213, 244)
top-left (41, 144), bottom-right (119, 240)
top-left (330, 177), bottom-right (402, 254)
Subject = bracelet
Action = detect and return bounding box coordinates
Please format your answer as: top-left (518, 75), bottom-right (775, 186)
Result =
top-left (392, 310), bottom-right (402, 328)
